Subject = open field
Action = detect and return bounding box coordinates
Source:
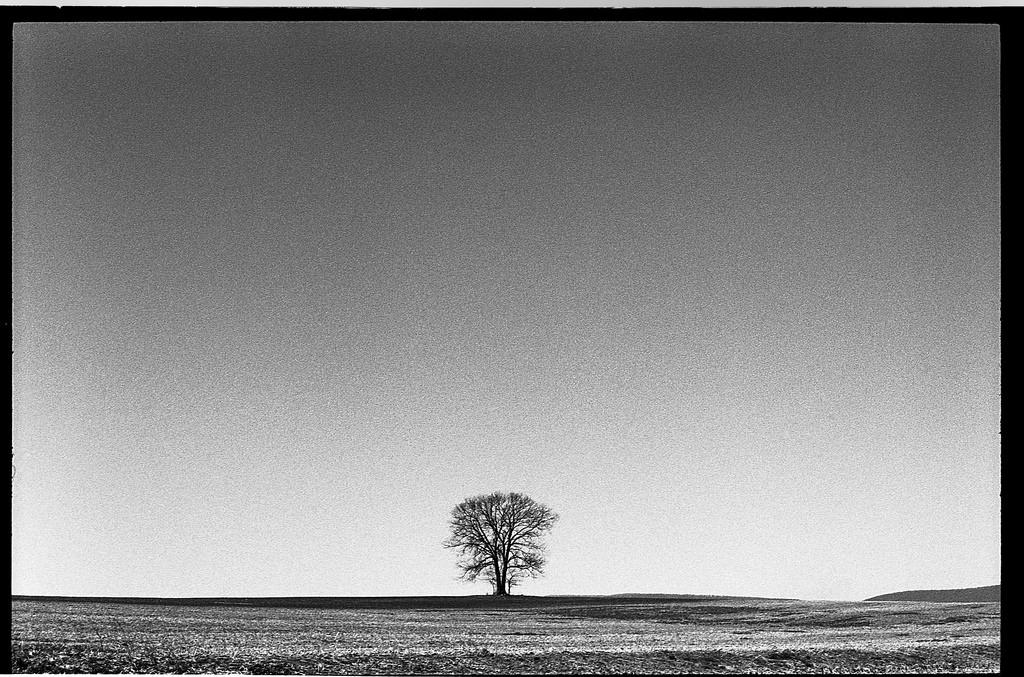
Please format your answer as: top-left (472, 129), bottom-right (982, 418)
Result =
top-left (11, 596), bottom-right (1000, 673)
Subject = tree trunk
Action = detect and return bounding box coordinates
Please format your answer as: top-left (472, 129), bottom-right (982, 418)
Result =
top-left (492, 560), bottom-right (507, 595)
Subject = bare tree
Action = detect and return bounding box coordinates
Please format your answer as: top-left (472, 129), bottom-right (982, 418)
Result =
top-left (443, 491), bottom-right (558, 596)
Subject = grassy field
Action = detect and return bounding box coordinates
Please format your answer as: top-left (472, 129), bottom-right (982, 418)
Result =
top-left (10, 596), bottom-right (1000, 673)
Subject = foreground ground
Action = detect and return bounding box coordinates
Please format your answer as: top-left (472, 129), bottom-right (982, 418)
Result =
top-left (10, 596), bottom-right (1000, 673)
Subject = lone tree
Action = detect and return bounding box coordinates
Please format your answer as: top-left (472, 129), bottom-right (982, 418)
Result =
top-left (443, 491), bottom-right (558, 596)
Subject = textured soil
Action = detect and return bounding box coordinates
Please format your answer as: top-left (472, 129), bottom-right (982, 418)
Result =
top-left (10, 596), bottom-right (1000, 673)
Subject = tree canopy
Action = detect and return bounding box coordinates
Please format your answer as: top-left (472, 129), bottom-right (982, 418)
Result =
top-left (443, 491), bottom-right (558, 596)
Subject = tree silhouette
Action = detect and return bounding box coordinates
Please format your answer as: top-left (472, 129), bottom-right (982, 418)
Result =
top-left (443, 491), bottom-right (558, 596)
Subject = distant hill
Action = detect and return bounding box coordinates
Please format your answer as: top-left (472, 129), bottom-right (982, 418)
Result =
top-left (865, 585), bottom-right (1000, 602)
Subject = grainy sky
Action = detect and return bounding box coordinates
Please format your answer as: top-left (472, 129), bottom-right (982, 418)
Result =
top-left (12, 21), bottom-right (999, 601)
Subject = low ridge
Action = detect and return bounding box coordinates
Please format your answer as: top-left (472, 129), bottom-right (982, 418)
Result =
top-left (865, 584), bottom-right (999, 603)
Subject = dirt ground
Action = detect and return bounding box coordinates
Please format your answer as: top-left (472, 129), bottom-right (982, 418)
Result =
top-left (10, 596), bottom-right (1000, 673)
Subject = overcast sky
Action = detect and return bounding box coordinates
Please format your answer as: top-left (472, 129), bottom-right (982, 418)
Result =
top-left (12, 21), bottom-right (999, 601)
